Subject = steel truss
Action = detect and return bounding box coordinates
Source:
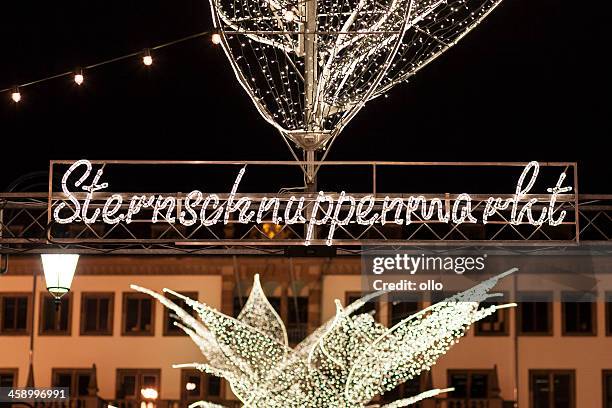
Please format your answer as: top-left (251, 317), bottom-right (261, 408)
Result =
top-left (0, 161), bottom-right (610, 255)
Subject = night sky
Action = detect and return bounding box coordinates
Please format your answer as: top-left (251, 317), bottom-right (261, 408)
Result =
top-left (0, 0), bottom-right (610, 193)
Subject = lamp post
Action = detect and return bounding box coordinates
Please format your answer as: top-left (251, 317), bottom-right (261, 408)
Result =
top-left (40, 254), bottom-right (79, 308)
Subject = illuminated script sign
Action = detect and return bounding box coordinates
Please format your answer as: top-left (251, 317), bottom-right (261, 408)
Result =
top-left (52, 160), bottom-right (573, 245)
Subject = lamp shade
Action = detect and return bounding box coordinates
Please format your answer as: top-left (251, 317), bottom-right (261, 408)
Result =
top-left (41, 254), bottom-right (79, 299)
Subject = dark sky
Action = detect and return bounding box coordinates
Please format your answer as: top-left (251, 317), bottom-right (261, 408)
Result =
top-left (0, 0), bottom-right (610, 193)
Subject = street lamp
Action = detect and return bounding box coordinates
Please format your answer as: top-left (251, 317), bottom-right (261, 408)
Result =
top-left (40, 254), bottom-right (79, 307)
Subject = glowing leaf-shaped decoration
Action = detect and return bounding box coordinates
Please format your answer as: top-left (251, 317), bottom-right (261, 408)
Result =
top-left (344, 269), bottom-right (518, 404)
top-left (129, 285), bottom-right (223, 363)
top-left (238, 274), bottom-right (288, 347)
top-left (294, 290), bottom-right (386, 357)
top-left (164, 288), bottom-right (290, 386)
top-left (310, 301), bottom-right (385, 371)
top-left (135, 269), bottom-right (516, 407)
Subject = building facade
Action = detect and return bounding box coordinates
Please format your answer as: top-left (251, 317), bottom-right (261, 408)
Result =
top-left (1, 256), bottom-right (611, 407)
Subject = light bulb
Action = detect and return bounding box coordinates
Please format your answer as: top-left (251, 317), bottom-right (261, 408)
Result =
top-left (284, 10), bottom-right (295, 22)
top-left (211, 33), bottom-right (222, 45)
top-left (11, 88), bottom-right (21, 103)
top-left (142, 49), bottom-right (153, 66)
top-left (74, 69), bottom-right (84, 86)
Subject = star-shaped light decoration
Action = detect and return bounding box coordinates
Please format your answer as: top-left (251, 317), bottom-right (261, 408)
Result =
top-left (208, 0), bottom-right (506, 151)
top-left (131, 268), bottom-right (516, 407)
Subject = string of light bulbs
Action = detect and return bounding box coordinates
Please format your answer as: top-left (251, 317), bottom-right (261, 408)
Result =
top-left (0, 0), bottom-right (342, 105)
top-left (0, 29), bottom-right (224, 104)
top-left (0, 24), bottom-right (408, 105)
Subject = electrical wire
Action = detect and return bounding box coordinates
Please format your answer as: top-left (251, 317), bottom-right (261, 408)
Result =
top-left (0, 29), bottom-right (214, 94)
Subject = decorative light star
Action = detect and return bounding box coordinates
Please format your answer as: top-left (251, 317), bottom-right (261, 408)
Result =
top-left (131, 268), bottom-right (517, 407)
top-left (207, 0), bottom-right (505, 151)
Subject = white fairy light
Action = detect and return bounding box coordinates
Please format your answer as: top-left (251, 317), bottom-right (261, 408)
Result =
top-left (143, 49), bottom-right (153, 66)
top-left (132, 269), bottom-right (517, 407)
top-left (212, 33), bottom-right (222, 45)
top-left (11, 87), bottom-right (21, 103)
top-left (283, 10), bottom-right (295, 22)
top-left (74, 69), bottom-right (84, 86)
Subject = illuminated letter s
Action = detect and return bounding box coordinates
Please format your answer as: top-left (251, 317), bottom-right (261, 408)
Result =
top-left (53, 160), bottom-right (92, 224)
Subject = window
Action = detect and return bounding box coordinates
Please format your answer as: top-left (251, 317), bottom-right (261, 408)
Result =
top-left (389, 300), bottom-right (419, 327)
top-left (529, 370), bottom-right (575, 408)
top-left (116, 369), bottom-right (160, 400)
top-left (606, 292), bottom-right (612, 336)
top-left (517, 293), bottom-right (552, 336)
top-left (0, 369), bottom-right (18, 387)
top-left (287, 296), bottom-right (308, 344)
top-left (181, 369), bottom-right (223, 403)
top-left (52, 368), bottom-right (94, 398)
top-left (562, 292), bottom-right (596, 336)
top-left (122, 293), bottom-right (155, 336)
top-left (80, 293), bottom-right (114, 335)
top-left (604, 371), bottom-right (612, 408)
top-left (164, 292), bottom-right (197, 336)
top-left (0, 294), bottom-right (31, 335)
top-left (476, 293), bottom-right (510, 336)
top-left (448, 370), bottom-right (494, 403)
top-left (346, 292), bottom-right (379, 319)
top-left (40, 294), bottom-right (72, 335)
